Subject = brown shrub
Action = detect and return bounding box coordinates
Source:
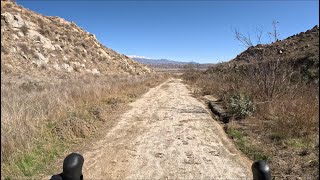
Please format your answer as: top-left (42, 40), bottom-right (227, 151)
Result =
top-left (39, 28), bottom-right (50, 37)
top-left (64, 48), bottom-right (70, 54)
top-left (265, 86), bottom-right (319, 139)
top-left (19, 25), bottom-right (29, 35)
top-left (1, 44), bottom-right (9, 55)
top-left (53, 116), bottom-right (96, 140)
top-left (18, 42), bottom-right (31, 54)
top-left (74, 46), bottom-right (81, 54)
top-left (3, 3), bottom-right (13, 9)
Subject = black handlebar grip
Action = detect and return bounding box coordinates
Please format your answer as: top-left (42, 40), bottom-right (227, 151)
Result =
top-left (62, 152), bottom-right (84, 180)
top-left (50, 152), bottom-right (84, 180)
top-left (252, 160), bottom-right (272, 180)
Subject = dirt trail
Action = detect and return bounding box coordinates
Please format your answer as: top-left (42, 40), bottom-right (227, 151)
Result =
top-left (82, 78), bottom-right (252, 179)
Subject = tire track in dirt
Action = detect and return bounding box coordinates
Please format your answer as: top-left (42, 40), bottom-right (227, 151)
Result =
top-left (82, 78), bottom-right (252, 179)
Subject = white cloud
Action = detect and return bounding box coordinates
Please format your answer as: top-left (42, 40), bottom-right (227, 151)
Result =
top-left (127, 55), bottom-right (151, 59)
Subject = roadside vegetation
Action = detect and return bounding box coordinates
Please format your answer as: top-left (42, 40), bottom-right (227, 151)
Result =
top-left (183, 56), bottom-right (319, 178)
top-left (183, 23), bottom-right (319, 179)
top-left (1, 74), bottom-right (168, 179)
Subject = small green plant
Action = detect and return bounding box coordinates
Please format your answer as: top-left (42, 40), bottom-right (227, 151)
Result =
top-left (285, 138), bottom-right (310, 149)
top-left (227, 93), bottom-right (256, 118)
top-left (227, 127), bottom-right (270, 161)
top-left (227, 127), bottom-right (244, 139)
top-left (16, 140), bottom-right (63, 177)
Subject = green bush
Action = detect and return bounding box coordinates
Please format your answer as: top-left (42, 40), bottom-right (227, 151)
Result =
top-left (227, 93), bottom-right (256, 118)
top-left (302, 55), bottom-right (319, 83)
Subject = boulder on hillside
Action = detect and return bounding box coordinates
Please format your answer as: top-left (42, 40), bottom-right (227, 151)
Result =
top-left (1, 12), bottom-right (27, 28)
top-left (31, 52), bottom-right (49, 67)
top-left (28, 30), bottom-right (55, 50)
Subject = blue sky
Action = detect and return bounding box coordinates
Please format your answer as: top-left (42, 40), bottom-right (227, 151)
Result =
top-left (17, 0), bottom-right (319, 63)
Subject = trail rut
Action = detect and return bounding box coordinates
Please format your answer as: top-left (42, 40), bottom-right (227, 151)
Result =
top-left (82, 78), bottom-right (252, 179)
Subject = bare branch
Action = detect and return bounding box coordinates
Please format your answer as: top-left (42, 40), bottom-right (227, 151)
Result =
top-left (233, 28), bottom-right (254, 48)
top-left (255, 26), bottom-right (263, 44)
top-left (269, 20), bottom-right (280, 42)
top-left (233, 21), bottom-right (280, 48)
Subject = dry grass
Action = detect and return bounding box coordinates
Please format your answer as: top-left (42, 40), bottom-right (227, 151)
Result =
top-left (182, 59), bottom-right (319, 178)
top-left (1, 73), bottom-right (168, 179)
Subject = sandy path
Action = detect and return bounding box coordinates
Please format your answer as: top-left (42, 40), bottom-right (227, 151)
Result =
top-left (82, 78), bottom-right (252, 179)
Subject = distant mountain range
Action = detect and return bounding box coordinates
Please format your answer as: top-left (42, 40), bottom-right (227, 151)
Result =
top-left (128, 56), bottom-right (199, 65)
top-left (128, 56), bottom-right (214, 69)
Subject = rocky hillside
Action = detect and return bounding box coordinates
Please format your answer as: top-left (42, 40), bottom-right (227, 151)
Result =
top-left (1, 0), bottom-right (151, 78)
top-left (206, 26), bottom-right (319, 82)
top-left (231, 25), bottom-right (319, 64)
